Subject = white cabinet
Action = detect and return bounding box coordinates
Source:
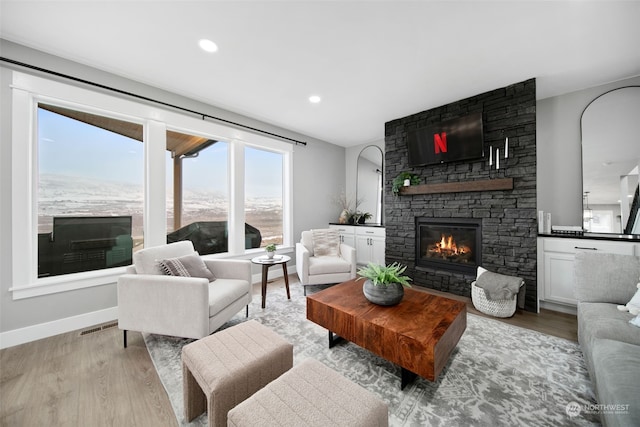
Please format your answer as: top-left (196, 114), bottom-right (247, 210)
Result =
top-left (355, 227), bottom-right (386, 266)
top-left (542, 251), bottom-right (577, 306)
top-left (537, 237), bottom-right (639, 311)
top-left (329, 224), bottom-right (386, 266)
top-left (329, 225), bottom-right (356, 248)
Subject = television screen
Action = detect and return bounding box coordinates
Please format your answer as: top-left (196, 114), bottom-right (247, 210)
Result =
top-left (407, 112), bottom-right (484, 166)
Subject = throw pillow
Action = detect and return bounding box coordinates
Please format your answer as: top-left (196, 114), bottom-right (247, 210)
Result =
top-left (630, 315), bottom-right (640, 328)
top-left (311, 229), bottom-right (340, 257)
top-left (617, 279), bottom-right (640, 316)
top-left (158, 252), bottom-right (216, 282)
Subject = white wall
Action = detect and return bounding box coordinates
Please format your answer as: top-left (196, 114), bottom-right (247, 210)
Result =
top-left (536, 75), bottom-right (640, 226)
top-left (0, 40), bottom-right (345, 343)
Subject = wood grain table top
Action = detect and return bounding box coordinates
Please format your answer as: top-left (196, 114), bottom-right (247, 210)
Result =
top-left (306, 278), bottom-right (467, 381)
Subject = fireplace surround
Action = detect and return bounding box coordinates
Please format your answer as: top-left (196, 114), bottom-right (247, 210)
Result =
top-left (384, 79), bottom-right (537, 312)
top-left (416, 218), bottom-right (482, 275)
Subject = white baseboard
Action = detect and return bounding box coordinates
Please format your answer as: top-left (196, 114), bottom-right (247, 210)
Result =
top-left (1, 265), bottom-right (299, 350)
top-left (0, 306), bottom-right (119, 350)
top-left (539, 300), bottom-right (577, 316)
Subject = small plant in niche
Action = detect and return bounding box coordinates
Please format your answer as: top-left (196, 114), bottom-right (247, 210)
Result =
top-left (392, 172), bottom-right (420, 195)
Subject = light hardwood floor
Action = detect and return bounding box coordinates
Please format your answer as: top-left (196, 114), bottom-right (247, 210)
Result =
top-left (0, 276), bottom-right (577, 427)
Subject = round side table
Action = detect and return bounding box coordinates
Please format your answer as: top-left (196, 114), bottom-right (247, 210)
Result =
top-left (251, 254), bottom-right (291, 308)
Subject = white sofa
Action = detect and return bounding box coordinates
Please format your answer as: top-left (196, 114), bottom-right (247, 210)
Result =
top-left (296, 230), bottom-right (356, 295)
top-left (117, 241), bottom-right (252, 345)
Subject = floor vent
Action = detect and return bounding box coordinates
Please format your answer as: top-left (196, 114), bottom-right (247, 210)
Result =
top-left (80, 322), bottom-right (119, 336)
top-left (101, 322), bottom-right (119, 330)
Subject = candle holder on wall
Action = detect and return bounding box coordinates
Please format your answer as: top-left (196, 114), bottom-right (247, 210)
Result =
top-left (488, 132), bottom-right (510, 176)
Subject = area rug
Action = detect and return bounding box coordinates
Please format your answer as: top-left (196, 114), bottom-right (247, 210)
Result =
top-left (144, 284), bottom-right (600, 426)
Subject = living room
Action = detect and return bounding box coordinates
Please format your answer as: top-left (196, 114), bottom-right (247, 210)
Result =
top-left (1, 2), bottom-right (640, 426)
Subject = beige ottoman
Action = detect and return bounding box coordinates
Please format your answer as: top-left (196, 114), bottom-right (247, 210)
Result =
top-left (227, 358), bottom-right (389, 427)
top-left (182, 320), bottom-right (293, 427)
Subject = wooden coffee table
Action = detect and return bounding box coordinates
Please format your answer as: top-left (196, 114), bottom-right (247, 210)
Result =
top-left (306, 278), bottom-right (466, 389)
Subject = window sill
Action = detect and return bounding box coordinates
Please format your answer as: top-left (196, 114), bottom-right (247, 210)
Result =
top-left (9, 267), bottom-right (127, 300)
top-left (199, 246), bottom-right (295, 261)
top-left (9, 248), bottom-right (295, 300)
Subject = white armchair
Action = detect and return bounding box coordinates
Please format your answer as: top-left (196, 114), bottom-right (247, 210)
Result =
top-left (117, 241), bottom-right (252, 346)
top-left (296, 229), bottom-right (357, 295)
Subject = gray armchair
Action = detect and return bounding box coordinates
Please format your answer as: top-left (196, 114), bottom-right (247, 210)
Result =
top-left (296, 229), bottom-right (356, 295)
top-left (117, 241), bottom-right (252, 346)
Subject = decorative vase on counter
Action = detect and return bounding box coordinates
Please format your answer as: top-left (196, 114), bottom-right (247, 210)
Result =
top-left (362, 280), bottom-right (404, 306)
top-left (338, 209), bottom-right (349, 224)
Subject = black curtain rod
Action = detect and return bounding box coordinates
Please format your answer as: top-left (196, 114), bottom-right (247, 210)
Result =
top-left (1, 57), bottom-right (307, 146)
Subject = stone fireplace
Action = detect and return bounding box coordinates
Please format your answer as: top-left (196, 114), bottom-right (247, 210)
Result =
top-left (416, 218), bottom-right (482, 275)
top-left (384, 79), bottom-right (538, 312)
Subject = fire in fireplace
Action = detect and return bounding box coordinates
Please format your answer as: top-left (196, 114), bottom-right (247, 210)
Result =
top-left (416, 218), bottom-right (482, 274)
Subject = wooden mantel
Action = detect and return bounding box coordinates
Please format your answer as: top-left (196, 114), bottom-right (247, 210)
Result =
top-left (399, 178), bottom-right (513, 195)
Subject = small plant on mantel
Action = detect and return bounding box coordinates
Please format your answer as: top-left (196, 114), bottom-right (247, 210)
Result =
top-left (392, 172), bottom-right (420, 195)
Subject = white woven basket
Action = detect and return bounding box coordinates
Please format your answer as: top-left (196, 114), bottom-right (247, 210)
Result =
top-left (471, 281), bottom-right (517, 318)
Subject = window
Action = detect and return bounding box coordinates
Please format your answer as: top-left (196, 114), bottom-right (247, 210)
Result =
top-left (166, 131), bottom-right (230, 254)
top-left (37, 104), bottom-right (143, 278)
top-left (245, 146), bottom-right (284, 248)
top-left (588, 210), bottom-right (615, 233)
top-left (10, 71), bottom-right (293, 299)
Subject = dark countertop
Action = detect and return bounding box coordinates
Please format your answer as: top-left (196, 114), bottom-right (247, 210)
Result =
top-left (538, 232), bottom-right (640, 242)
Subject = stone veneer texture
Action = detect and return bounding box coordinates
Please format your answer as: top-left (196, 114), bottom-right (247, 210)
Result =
top-left (384, 79), bottom-right (537, 311)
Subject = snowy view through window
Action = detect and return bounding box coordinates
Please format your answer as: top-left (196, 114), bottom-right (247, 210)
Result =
top-left (37, 106), bottom-right (283, 276)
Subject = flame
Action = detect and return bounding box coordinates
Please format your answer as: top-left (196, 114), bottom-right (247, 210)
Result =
top-left (438, 234), bottom-right (459, 254)
top-left (425, 232), bottom-right (472, 262)
top-left (433, 234), bottom-right (470, 256)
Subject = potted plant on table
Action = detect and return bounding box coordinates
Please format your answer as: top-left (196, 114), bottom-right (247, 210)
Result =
top-left (357, 262), bottom-right (412, 306)
top-left (265, 243), bottom-right (277, 259)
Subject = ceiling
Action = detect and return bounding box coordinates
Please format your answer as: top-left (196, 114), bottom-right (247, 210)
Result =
top-left (1, 1), bottom-right (640, 147)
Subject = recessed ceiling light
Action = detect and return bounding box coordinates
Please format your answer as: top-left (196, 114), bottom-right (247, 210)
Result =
top-left (309, 95), bottom-right (321, 104)
top-left (198, 39), bottom-right (218, 53)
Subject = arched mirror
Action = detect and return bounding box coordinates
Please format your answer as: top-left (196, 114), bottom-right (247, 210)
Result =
top-left (356, 145), bottom-right (383, 225)
top-left (581, 86), bottom-right (640, 235)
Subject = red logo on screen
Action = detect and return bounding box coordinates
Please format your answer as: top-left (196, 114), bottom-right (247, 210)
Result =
top-left (434, 132), bottom-right (447, 154)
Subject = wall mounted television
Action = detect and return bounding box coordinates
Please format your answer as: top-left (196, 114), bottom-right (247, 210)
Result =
top-left (407, 112), bottom-right (484, 166)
